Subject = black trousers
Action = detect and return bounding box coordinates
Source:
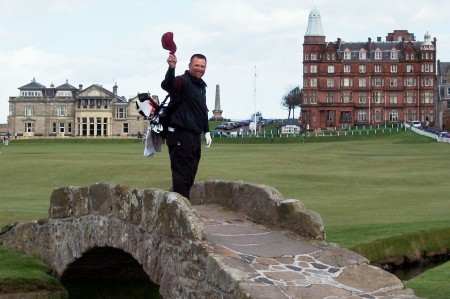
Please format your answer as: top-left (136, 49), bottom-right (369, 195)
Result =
top-left (166, 128), bottom-right (201, 199)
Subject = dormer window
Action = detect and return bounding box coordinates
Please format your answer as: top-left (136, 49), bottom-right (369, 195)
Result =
top-left (359, 49), bottom-right (366, 60)
top-left (343, 49), bottom-right (351, 60)
top-left (390, 48), bottom-right (398, 60)
top-left (56, 91), bottom-right (72, 97)
top-left (375, 49), bottom-right (382, 60)
top-left (21, 91), bottom-right (42, 97)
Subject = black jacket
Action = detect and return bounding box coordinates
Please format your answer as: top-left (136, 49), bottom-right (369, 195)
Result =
top-left (161, 68), bottom-right (209, 134)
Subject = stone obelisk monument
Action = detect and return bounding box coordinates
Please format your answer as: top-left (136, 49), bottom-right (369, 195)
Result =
top-left (211, 84), bottom-right (224, 121)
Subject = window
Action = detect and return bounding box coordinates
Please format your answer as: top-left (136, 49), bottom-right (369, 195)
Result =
top-left (59, 123), bottom-right (65, 133)
top-left (374, 109), bottom-right (382, 122)
top-left (373, 92), bottom-right (382, 104)
top-left (390, 65), bottom-right (398, 73)
top-left (406, 92), bottom-right (414, 104)
top-left (21, 91), bottom-right (42, 97)
top-left (341, 111), bottom-right (352, 122)
top-left (52, 123), bottom-right (57, 134)
top-left (405, 78), bottom-right (414, 87)
top-left (327, 78), bottom-right (334, 87)
top-left (303, 65), bottom-right (308, 74)
top-left (422, 64), bottom-right (433, 73)
top-left (326, 92), bottom-right (334, 103)
top-left (68, 123), bottom-right (72, 134)
top-left (406, 109), bottom-right (415, 121)
top-left (123, 123), bottom-right (129, 133)
top-left (342, 78), bottom-right (351, 87)
top-left (56, 91), bottom-right (72, 97)
top-left (359, 65), bottom-right (366, 73)
top-left (25, 106), bottom-right (34, 116)
top-left (115, 108), bottom-right (127, 119)
top-left (359, 49), bottom-right (366, 60)
top-left (389, 109), bottom-right (398, 122)
top-left (359, 78), bottom-right (366, 87)
top-left (421, 92), bottom-right (433, 103)
top-left (327, 65), bottom-right (334, 73)
top-left (390, 78), bottom-right (397, 87)
top-left (344, 50), bottom-right (351, 60)
top-left (327, 111), bottom-right (334, 122)
top-left (390, 49), bottom-right (398, 60)
top-left (358, 110), bottom-right (367, 122)
top-left (310, 92), bottom-right (317, 104)
top-left (344, 65), bottom-right (351, 73)
top-left (57, 106), bottom-right (67, 116)
top-left (311, 53), bottom-right (317, 60)
top-left (310, 78), bottom-right (317, 87)
top-left (423, 77), bottom-right (433, 87)
top-left (25, 122), bottom-right (34, 133)
top-left (407, 65), bottom-right (414, 72)
top-left (358, 92), bottom-right (366, 104)
top-left (375, 50), bottom-right (382, 60)
top-left (310, 65), bottom-right (317, 73)
top-left (374, 65), bottom-right (382, 73)
top-left (342, 92), bottom-right (351, 103)
top-left (389, 92), bottom-right (398, 104)
top-left (374, 78), bottom-right (382, 87)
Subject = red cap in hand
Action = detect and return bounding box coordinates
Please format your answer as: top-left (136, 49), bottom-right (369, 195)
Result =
top-left (161, 32), bottom-right (177, 54)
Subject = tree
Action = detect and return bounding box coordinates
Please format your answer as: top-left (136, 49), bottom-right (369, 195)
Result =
top-left (281, 86), bottom-right (303, 119)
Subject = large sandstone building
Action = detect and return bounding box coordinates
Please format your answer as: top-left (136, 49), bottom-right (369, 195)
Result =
top-left (301, 8), bottom-right (437, 130)
top-left (8, 79), bottom-right (150, 137)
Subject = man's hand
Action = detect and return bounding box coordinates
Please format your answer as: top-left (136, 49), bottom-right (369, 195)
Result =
top-left (204, 132), bottom-right (212, 148)
top-left (167, 54), bottom-right (177, 68)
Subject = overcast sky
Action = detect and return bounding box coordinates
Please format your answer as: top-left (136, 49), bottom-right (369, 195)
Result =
top-left (1, 0), bottom-right (450, 124)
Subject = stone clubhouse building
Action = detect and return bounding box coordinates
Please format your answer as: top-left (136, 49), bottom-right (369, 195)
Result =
top-left (8, 79), bottom-right (153, 137)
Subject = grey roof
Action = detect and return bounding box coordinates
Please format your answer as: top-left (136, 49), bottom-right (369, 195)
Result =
top-left (18, 78), bottom-right (46, 90)
top-left (56, 80), bottom-right (78, 91)
top-left (336, 41), bottom-right (423, 61)
top-left (438, 62), bottom-right (450, 76)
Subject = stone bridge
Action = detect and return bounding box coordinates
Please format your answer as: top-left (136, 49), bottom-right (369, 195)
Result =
top-left (0, 180), bottom-right (422, 299)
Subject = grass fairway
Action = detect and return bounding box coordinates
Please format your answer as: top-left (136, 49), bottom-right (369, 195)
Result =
top-left (1, 132), bottom-right (450, 243)
top-left (0, 131), bottom-right (449, 297)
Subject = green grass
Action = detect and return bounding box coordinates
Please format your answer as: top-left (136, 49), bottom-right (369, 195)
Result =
top-left (0, 247), bottom-right (66, 294)
top-left (0, 131), bottom-right (449, 297)
top-left (405, 261), bottom-right (450, 299)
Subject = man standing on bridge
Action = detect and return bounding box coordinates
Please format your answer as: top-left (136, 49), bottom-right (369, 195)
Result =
top-left (161, 53), bottom-right (212, 200)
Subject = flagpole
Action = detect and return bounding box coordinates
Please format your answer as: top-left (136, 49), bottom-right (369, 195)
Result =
top-left (254, 66), bottom-right (257, 130)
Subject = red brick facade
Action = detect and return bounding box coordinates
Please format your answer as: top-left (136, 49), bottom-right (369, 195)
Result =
top-left (302, 24), bottom-right (436, 130)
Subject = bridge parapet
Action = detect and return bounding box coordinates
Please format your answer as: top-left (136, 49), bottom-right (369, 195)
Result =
top-left (191, 180), bottom-right (325, 239)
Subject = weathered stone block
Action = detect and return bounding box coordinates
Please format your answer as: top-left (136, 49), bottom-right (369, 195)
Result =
top-left (49, 187), bottom-right (72, 218)
top-left (87, 183), bottom-right (113, 215)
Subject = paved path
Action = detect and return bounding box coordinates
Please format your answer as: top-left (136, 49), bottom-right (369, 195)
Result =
top-left (193, 203), bottom-right (422, 299)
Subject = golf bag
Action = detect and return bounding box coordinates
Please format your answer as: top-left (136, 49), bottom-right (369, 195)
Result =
top-left (136, 93), bottom-right (170, 136)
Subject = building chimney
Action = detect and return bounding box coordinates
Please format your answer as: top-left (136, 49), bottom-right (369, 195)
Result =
top-left (113, 83), bottom-right (118, 96)
top-left (377, 36), bottom-right (381, 42)
top-left (79, 84), bottom-right (83, 91)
